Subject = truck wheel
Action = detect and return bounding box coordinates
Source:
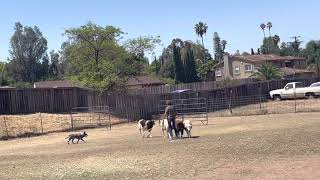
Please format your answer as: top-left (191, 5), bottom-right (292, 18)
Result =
top-left (306, 93), bottom-right (315, 99)
top-left (273, 95), bottom-right (281, 101)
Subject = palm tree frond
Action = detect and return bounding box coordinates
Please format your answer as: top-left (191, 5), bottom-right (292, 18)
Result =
top-left (252, 63), bottom-right (282, 80)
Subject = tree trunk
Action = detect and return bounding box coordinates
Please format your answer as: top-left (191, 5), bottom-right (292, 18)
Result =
top-left (268, 29), bottom-right (271, 37)
top-left (201, 36), bottom-right (204, 48)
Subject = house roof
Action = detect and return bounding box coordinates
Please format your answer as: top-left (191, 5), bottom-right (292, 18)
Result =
top-left (127, 76), bottom-right (164, 86)
top-left (34, 80), bottom-right (80, 88)
top-left (0, 86), bottom-right (15, 89)
top-left (232, 55), bottom-right (305, 64)
top-left (280, 67), bottom-right (314, 76)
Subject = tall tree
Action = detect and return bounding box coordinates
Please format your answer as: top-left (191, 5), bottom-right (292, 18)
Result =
top-left (290, 36), bottom-right (302, 56)
top-left (304, 40), bottom-right (320, 76)
top-left (0, 62), bottom-right (12, 86)
top-left (62, 22), bottom-right (139, 92)
top-left (272, 35), bottom-right (280, 45)
top-left (124, 35), bottom-right (161, 59)
top-left (8, 22), bottom-right (48, 82)
top-left (261, 35), bottom-right (281, 55)
top-left (213, 32), bottom-right (227, 62)
top-left (260, 23), bottom-right (266, 38)
top-left (280, 36), bottom-right (302, 57)
top-left (194, 22), bottom-right (208, 48)
top-left (49, 50), bottom-right (62, 79)
top-left (40, 53), bottom-right (50, 80)
top-left (172, 44), bottom-right (185, 83)
top-left (266, 22), bottom-right (273, 37)
top-left (183, 46), bottom-right (198, 83)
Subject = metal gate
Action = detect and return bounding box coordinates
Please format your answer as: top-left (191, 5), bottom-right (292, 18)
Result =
top-left (70, 106), bottom-right (112, 130)
top-left (158, 97), bottom-right (208, 125)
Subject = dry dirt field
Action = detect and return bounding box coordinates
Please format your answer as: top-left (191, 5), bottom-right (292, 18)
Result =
top-left (0, 112), bottom-right (319, 179)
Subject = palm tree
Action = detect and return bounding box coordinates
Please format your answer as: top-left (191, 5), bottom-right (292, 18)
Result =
top-left (266, 22), bottom-right (272, 37)
top-left (194, 22), bottom-right (208, 48)
top-left (260, 23), bottom-right (266, 38)
top-left (252, 63), bottom-right (282, 80)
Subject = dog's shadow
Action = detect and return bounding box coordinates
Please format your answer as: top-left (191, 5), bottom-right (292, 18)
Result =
top-left (180, 136), bottom-right (200, 139)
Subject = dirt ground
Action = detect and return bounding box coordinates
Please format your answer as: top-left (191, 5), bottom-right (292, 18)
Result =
top-left (0, 112), bottom-right (319, 180)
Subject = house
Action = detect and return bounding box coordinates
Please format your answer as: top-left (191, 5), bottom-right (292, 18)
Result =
top-left (127, 76), bottom-right (164, 89)
top-left (34, 80), bottom-right (80, 88)
top-left (215, 54), bottom-right (314, 80)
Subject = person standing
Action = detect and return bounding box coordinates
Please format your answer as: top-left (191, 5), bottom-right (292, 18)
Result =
top-left (163, 100), bottom-right (178, 139)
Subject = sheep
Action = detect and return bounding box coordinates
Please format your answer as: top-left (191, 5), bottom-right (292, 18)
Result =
top-left (159, 119), bottom-right (173, 140)
top-left (183, 120), bottom-right (192, 138)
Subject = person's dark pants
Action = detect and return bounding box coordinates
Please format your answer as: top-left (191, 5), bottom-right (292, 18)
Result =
top-left (168, 117), bottom-right (178, 138)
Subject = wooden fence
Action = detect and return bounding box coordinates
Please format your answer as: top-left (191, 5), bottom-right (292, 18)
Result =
top-left (127, 78), bottom-right (258, 95)
top-left (1, 77), bottom-right (320, 120)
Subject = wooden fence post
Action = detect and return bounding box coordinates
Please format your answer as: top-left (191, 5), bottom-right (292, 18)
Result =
top-left (70, 110), bottom-right (74, 130)
top-left (39, 112), bottom-right (44, 133)
top-left (294, 89), bottom-right (297, 113)
top-left (3, 117), bottom-right (9, 138)
top-left (126, 107), bottom-right (129, 123)
top-left (108, 107), bottom-right (111, 130)
top-left (259, 85), bottom-right (262, 111)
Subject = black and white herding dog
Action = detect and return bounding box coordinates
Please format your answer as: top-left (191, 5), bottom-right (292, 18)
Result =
top-left (138, 119), bottom-right (155, 138)
top-left (176, 120), bottom-right (192, 138)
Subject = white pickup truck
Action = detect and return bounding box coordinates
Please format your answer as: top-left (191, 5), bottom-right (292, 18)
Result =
top-left (269, 82), bottom-right (320, 100)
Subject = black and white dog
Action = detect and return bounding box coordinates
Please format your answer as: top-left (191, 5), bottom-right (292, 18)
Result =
top-left (138, 119), bottom-right (155, 138)
top-left (176, 120), bottom-right (192, 138)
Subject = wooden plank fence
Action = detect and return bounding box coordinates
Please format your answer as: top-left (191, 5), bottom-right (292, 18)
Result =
top-left (1, 77), bottom-right (320, 120)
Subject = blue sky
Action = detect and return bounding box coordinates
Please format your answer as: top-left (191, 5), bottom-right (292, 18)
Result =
top-left (1, 0), bottom-right (320, 61)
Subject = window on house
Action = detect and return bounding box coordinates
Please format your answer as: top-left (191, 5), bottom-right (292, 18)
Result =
top-left (234, 66), bottom-right (240, 75)
top-left (244, 64), bottom-right (253, 72)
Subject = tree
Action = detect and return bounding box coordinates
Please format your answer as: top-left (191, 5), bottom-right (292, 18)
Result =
top-left (261, 35), bottom-right (281, 55)
top-left (172, 44), bottom-right (185, 83)
top-left (280, 36), bottom-right (302, 57)
top-left (62, 22), bottom-right (139, 92)
top-left (124, 35), bottom-right (161, 59)
top-left (0, 62), bottom-right (12, 86)
top-left (290, 36), bottom-right (302, 56)
top-left (272, 35), bottom-right (280, 45)
top-left (8, 22), bottom-right (48, 83)
top-left (304, 40), bottom-right (320, 76)
top-left (213, 32), bottom-right (227, 62)
top-left (260, 23), bottom-right (266, 38)
top-left (266, 22), bottom-right (272, 37)
top-left (197, 60), bottom-right (217, 81)
top-left (145, 57), bottom-right (161, 76)
top-left (252, 63), bottom-right (282, 80)
top-left (251, 48), bottom-right (255, 55)
top-left (183, 46), bottom-right (198, 83)
top-left (49, 50), bottom-right (62, 80)
top-left (40, 53), bottom-right (50, 80)
top-left (194, 22), bottom-right (208, 48)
